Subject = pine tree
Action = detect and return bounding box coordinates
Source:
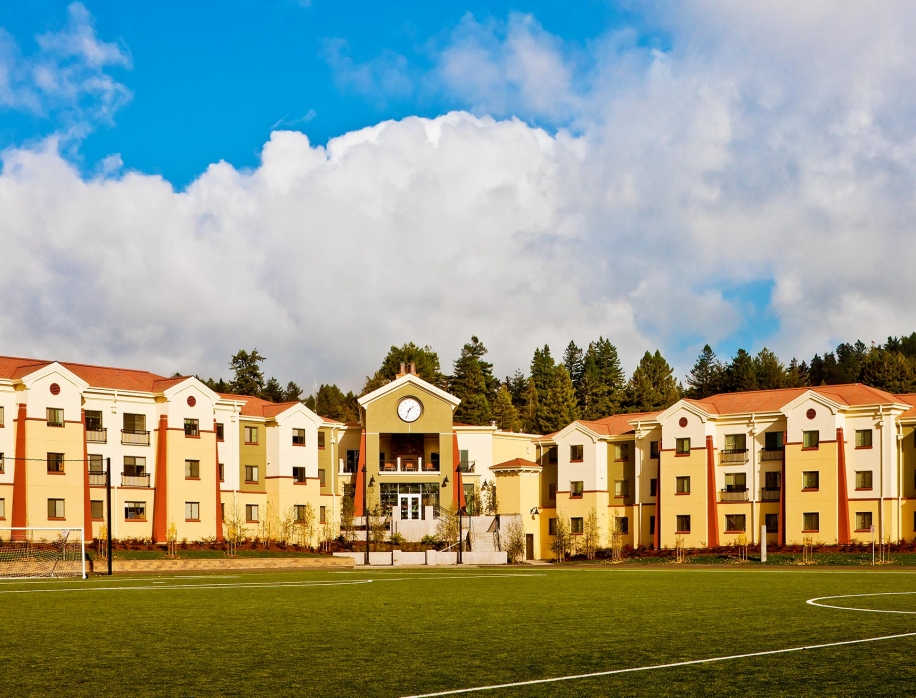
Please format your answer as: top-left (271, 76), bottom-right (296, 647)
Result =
top-left (530, 345), bottom-right (556, 406)
top-left (754, 347), bottom-right (785, 390)
top-left (507, 370), bottom-right (529, 410)
top-left (686, 344), bottom-right (723, 399)
top-left (562, 341), bottom-right (584, 390)
top-left (834, 341), bottom-right (867, 383)
top-left (260, 377), bottom-right (284, 402)
top-left (784, 358), bottom-right (809, 388)
top-left (577, 352), bottom-right (602, 420)
top-left (229, 349), bottom-right (266, 396)
top-left (859, 348), bottom-right (916, 393)
top-left (539, 365), bottom-right (579, 433)
top-left (492, 385), bottom-right (521, 432)
top-left (283, 381), bottom-right (303, 402)
top-left (312, 384), bottom-right (359, 422)
top-left (523, 376), bottom-right (539, 433)
top-left (362, 342), bottom-right (444, 394)
top-left (451, 336), bottom-right (496, 425)
top-left (589, 337), bottom-right (625, 417)
top-left (724, 349), bottom-right (758, 392)
top-left (622, 351), bottom-right (681, 413)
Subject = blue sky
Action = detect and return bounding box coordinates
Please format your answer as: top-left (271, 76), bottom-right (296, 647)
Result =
top-left (0, 2), bottom-right (913, 389)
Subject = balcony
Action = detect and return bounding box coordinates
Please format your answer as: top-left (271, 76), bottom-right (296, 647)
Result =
top-left (719, 487), bottom-right (749, 502)
top-left (760, 448), bottom-right (784, 461)
top-left (121, 430), bottom-right (150, 446)
top-left (89, 471), bottom-right (107, 486)
top-left (122, 472), bottom-right (151, 487)
top-left (379, 457), bottom-right (440, 474)
top-left (719, 449), bottom-right (748, 464)
top-left (458, 460), bottom-right (475, 473)
top-left (761, 487), bottom-right (781, 501)
top-left (86, 428), bottom-right (107, 443)
top-left (340, 462), bottom-right (358, 474)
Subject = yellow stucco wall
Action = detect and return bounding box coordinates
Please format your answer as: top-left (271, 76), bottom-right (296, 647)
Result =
top-left (784, 442), bottom-right (838, 544)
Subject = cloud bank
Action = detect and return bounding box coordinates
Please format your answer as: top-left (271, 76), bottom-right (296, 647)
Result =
top-left (4, 3), bottom-right (916, 390)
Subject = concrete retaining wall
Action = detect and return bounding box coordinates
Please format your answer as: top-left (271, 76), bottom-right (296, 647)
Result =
top-left (334, 550), bottom-right (507, 566)
top-left (95, 556), bottom-right (353, 573)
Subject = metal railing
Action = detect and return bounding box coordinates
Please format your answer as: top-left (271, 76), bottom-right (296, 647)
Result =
top-left (458, 460), bottom-right (475, 473)
top-left (121, 430), bottom-right (150, 446)
top-left (760, 448), bottom-right (784, 461)
top-left (89, 472), bottom-right (107, 486)
top-left (719, 488), bottom-right (749, 502)
top-left (719, 449), bottom-right (748, 464)
top-left (761, 487), bottom-right (781, 501)
top-left (86, 428), bottom-right (107, 443)
top-left (379, 457), bottom-right (440, 473)
top-left (122, 472), bottom-right (150, 487)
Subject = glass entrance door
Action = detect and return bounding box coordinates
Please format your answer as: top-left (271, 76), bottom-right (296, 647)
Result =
top-left (399, 494), bottom-right (422, 520)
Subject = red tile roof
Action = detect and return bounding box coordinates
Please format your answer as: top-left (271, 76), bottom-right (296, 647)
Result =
top-left (682, 384), bottom-right (903, 415)
top-left (491, 457), bottom-right (541, 470)
top-left (579, 410), bottom-right (662, 436)
top-left (0, 354), bottom-right (182, 392)
top-left (217, 393), bottom-right (300, 418)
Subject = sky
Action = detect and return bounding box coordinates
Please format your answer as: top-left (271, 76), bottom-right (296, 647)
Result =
top-left (1, 2), bottom-right (915, 393)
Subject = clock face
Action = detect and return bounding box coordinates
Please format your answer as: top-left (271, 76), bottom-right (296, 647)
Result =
top-left (397, 397), bottom-right (423, 423)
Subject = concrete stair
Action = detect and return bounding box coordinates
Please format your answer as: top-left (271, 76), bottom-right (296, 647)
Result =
top-left (469, 531), bottom-right (497, 553)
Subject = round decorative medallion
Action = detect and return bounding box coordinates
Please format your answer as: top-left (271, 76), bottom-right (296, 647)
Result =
top-left (806, 408), bottom-right (816, 420)
top-left (187, 395), bottom-right (197, 407)
top-left (49, 383), bottom-right (60, 395)
top-left (678, 416), bottom-right (688, 428)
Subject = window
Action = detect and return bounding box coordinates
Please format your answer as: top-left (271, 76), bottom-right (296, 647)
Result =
top-left (570, 517), bottom-right (584, 534)
top-left (724, 473), bottom-right (747, 492)
top-left (548, 446), bottom-right (558, 464)
top-left (125, 502), bottom-right (146, 520)
top-left (318, 469), bottom-right (326, 487)
top-left (676, 476), bottom-right (690, 494)
top-left (650, 441), bottom-right (660, 459)
top-left (803, 430), bottom-right (819, 449)
top-left (724, 434), bottom-right (746, 453)
top-left (570, 445), bottom-right (584, 462)
top-left (246, 504), bottom-right (259, 522)
top-left (91, 500), bottom-right (104, 520)
top-left (548, 483), bottom-right (557, 500)
top-left (184, 419), bottom-right (199, 437)
top-left (855, 512), bottom-right (873, 531)
top-left (614, 443), bottom-right (630, 461)
top-left (292, 428), bottom-right (306, 446)
top-left (649, 516), bottom-right (656, 535)
top-left (47, 408), bottom-right (64, 427)
top-left (294, 504), bottom-right (307, 522)
top-left (85, 410), bottom-right (103, 431)
top-left (548, 518), bottom-right (557, 535)
top-left (244, 426), bottom-right (259, 444)
top-left (319, 506), bottom-right (326, 524)
top-left (185, 460), bottom-right (200, 479)
top-left (615, 516), bottom-right (629, 534)
top-left (431, 452), bottom-right (440, 470)
top-left (855, 429), bottom-right (872, 448)
top-left (676, 515), bottom-right (691, 533)
top-left (676, 438), bottom-right (690, 455)
top-left (216, 423), bottom-right (224, 441)
top-left (245, 465), bottom-right (259, 483)
top-left (221, 503), bottom-right (225, 521)
top-left (0, 453), bottom-right (4, 474)
top-left (614, 480), bottom-right (629, 497)
top-left (765, 471), bottom-right (781, 489)
top-left (345, 450), bottom-right (359, 473)
top-left (218, 463), bottom-right (225, 481)
top-left (0, 405), bottom-right (4, 426)
top-left (570, 481), bottom-right (584, 497)
top-left (47, 452), bottom-right (64, 473)
top-left (650, 478), bottom-right (657, 497)
top-left (47, 498), bottom-right (65, 519)
top-left (725, 514), bottom-right (746, 532)
top-left (293, 466), bottom-right (307, 483)
top-left (855, 471), bottom-right (873, 490)
top-left (803, 512), bottom-right (820, 531)
top-left (185, 502), bottom-right (200, 521)
top-left (802, 471), bottom-right (819, 490)
top-left (318, 432), bottom-right (326, 448)
top-left (764, 431), bottom-right (784, 451)
top-left (124, 456), bottom-right (146, 475)
top-left (123, 413), bottom-right (146, 432)
top-left (765, 513), bottom-right (779, 533)
top-left (88, 454), bottom-right (103, 473)
top-left (0, 498), bottom-right (5, 519)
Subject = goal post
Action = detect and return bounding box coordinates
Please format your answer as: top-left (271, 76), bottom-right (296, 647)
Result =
top-left (0, 527), bottom-right (87, 579)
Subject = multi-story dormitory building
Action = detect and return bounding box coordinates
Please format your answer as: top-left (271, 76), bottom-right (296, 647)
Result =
top-left (4, 353), bottom-right (916, 559)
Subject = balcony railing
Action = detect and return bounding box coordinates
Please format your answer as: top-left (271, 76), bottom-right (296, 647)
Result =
top-left (121, 430), bottom-right (150, 446)
top-left (719, 449), bottom-right (748, 464)
top-left (458, 460), bottom-right (475, 473)
top-left (122, 472), bottom-right (150, 487)
top-left (761, 487), bottom-right (781, 501)
top-left (719, 487), bottom-right (749, 502)
top-left (379, 457), bottom-right (440, 473)
top-left (89, 471), bottom-right (107, 486)
top-left (760, 448), bottom-right (784, 461)
top-left (86, 428), bottom-right (107, 443)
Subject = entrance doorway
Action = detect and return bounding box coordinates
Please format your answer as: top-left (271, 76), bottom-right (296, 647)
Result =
top-left (525, 534), bottom-right (534, 560)
top-left (399, 494), bottom-right (422, 520)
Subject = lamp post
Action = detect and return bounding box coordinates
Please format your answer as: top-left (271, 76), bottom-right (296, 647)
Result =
top-left (456, 462), bottom-right (463, 565)
top-left (362, 461), bottom-right (369, 566)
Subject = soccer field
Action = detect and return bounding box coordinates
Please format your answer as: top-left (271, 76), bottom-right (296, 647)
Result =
top-left (3, 566), bottom-right (916, 697)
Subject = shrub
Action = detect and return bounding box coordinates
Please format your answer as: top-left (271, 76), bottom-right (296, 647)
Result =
top-left (390, 533), bottom-right (405, 547)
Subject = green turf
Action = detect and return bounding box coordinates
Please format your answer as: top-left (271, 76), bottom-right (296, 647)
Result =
top-left (2, 565), bottom-right (916, 696)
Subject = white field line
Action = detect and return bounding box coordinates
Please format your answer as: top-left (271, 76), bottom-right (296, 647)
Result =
top-left (403, 631), bottom-right (916, 697)
top-left (807, 591), bottom-right (916, 614)
top-left (573, 568), bottom-right (916, 575)
top-left (0, 574), bottom-right (242, 585)
top-left (0, 579), bottom-right (374, 594)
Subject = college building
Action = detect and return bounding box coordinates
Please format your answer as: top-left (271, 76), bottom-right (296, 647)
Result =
top-left (3, 354), bottom-right (916, 559)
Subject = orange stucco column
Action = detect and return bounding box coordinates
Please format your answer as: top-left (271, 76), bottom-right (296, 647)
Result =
top-left (353, 430), bottom-right (367, 516)
top-left (12, 403), bottom-right (27, 537)
top-left (779, 432), bottom-right (786, 546)
top-left (837, 427), bottom-right (850, 545)
top-left (214, 419), bottom-right (223, 542)
top-left (706, 435), bottom-right (719, 548)
top-left (152, 414), bottom-right (169, 543)
top-left (653, 444), bottom-right (661, 549)
top-left (82, 409), bottom-right (92, 543)
top-left (452, 431), bottom-right (465, 510)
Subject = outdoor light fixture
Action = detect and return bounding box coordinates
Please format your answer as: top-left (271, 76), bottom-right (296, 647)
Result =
top-left (530, 506), bottom-right (539, 516)
top-left (369, 476), bottom-right (375, 487)
top-left (442, 475), bottom-right (449, 487)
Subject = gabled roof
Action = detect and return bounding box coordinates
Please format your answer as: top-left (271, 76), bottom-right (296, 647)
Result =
top-left (218, 393), bottom-right (301, 418)
top-left (357, 373), bottom-right (460, 407)
top-left (678, 384), bottom-right (903, 416)
top-left (579, 411), bottom-right (662, 437)
top-left (491, 457), bottom-right (541, 471)
top-left (0, 354), bottom-right (177, 392)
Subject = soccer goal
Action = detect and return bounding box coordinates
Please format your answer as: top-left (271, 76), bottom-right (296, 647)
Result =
top-left (0, 528), bottom-right (87, 579)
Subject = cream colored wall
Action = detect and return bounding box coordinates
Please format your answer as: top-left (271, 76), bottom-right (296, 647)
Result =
top-left (555, 426), bottom-right (604, 493)
top-left (0, 386), bottom-right (18, 488)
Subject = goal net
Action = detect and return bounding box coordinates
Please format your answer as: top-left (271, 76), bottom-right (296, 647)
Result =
top-left (0, 528), bottom-right (87, 579)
